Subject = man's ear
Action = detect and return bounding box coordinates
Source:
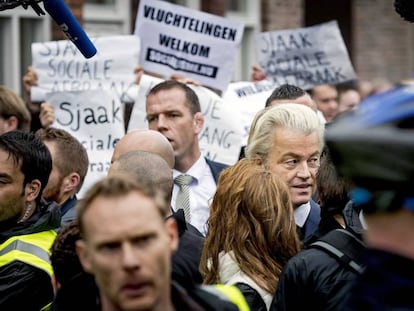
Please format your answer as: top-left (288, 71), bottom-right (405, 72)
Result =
top-left (19, 180), bottom-right (41, 222)
top-left (165, 216), bottom-right (179, 253)
top-left (76, 240), bottom-right (93, 274)
top-left (193, 112), bottom-right (204, 134)
top-left (63, 173), bottom-right (81, 194)
top-left (25, 180), bottom-right (41, 203)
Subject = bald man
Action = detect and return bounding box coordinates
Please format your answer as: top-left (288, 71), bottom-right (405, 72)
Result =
top-left (109, 150), bottom-right (204, 288)
top-left (111, 129), bottom-right (175, 168)
top-left (110, 129), bottom-right (204, 239)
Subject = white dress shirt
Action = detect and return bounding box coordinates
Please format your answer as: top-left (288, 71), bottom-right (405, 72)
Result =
top-left (172, 155), bottom-right (216, 236)
top-left (294, 202), bottom-right (311, 228)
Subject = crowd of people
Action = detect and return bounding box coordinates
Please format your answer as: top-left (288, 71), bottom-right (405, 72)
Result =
top-left (0, 25), bottom-right (413, 311)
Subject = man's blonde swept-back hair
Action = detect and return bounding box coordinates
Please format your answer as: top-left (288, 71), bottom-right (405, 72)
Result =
top-left (245, 103), bottom-right (324, 164)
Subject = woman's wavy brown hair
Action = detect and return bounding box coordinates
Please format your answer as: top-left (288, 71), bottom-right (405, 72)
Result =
top-left (200, 158), bottom-right (300, 294)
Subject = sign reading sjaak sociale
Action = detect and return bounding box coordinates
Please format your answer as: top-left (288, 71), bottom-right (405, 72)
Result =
top-left (256, 20), bottom-right (357, 90)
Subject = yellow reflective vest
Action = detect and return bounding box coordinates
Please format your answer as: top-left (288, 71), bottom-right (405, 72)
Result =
top-left (0, 230), bottom-right (57, 310)
top-left (0, 230), bottom-right (57, 276)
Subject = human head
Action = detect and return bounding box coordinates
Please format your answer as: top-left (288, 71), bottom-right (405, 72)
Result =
top-left (358, 80), bottom-right (374, 101)
top-left (200, 158), bottom-right (300, 293)
top-left (36, 127), bottom-right (89, 204)
top-left (325, 84), bottom-right (414, 214)
top-left (0, 85), bottom-right (31, 133)
top-left (50, 219), bottom-right (98, 309)
top-left (76, 175), bottom-right (178, 311)
top-left (245, 104), bottom-right (324, 208)
top-left (0, 131), bottom-right (52, 222)
top-left (309, 84), bottom-right (339, 122)
top-left (111, 129), bottom-right (174, 168)
top-left (265, 83), bottom-right (317, 111)
top-left (50, 220), bottom-right (85, 287)
top-left (145, 80), bottom-right (204, 172)
top-left (316, 149), bottom-right (351, 216)
top-left (109, 150), bottom-right (173, 207)
top-left (337, 82), bottom-right (361, 114)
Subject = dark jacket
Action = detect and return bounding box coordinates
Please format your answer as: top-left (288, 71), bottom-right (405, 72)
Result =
top-left (52, 273), bottom-right (99, 311)
top-left (235, 283), bottom-right (267, 311)
top-left (297, 199), bottom-right (321, 241)
top-left (172, 282), bottom-right (244, 311)
top-left (171, 209), bottom-right (204, 288)
top-left (0, 200), bottom-right (61, 311)
top-left (270, 201), bottom-right (364, 311)
top-left (59, 195), bottom-right (78, 226)
top-left (342, 248), bottom-right (414, 311)
top-left (205, 158), bottom-right (228, 183)
top-left (53, 281), bottom-right (246, 311)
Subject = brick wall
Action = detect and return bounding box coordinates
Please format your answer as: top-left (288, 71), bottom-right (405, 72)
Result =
top-left (353, 0), bottom-right (413, 84)
top-left (261, 0), bottom-right (303, 32)
top-left (261, 0), bottom-right (414, 85)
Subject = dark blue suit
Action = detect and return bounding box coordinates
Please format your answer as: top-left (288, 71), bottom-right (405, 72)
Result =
top-left (170, 158), bottom-right (226, 287)
top-left (298, 199), bottom-right (321, 241)
top-left (205, 158), bottom-right (228, 183)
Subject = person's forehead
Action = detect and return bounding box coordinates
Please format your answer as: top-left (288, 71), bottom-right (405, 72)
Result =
top-left (0, 149), bottom-right (23, 178)
top-left (271, 127), bottom-right (320, 149)
top-left (83, 192), bottom-right (166, 242)
top-left (148, 87), bottom-right (187, 103)
top-left (340, 89), bottom-right (360, 101)
top-left (146, 92), bottom-right (190, 115)
top-left (314, 85), bottom-right (337, 96)
top-left (86, 191), bottom-right (161, 221)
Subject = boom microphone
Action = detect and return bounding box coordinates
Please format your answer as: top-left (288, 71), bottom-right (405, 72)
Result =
top-left (394, 0), bottom-right (414, 23)
top-left (43, 0), bottom-right (97, 58)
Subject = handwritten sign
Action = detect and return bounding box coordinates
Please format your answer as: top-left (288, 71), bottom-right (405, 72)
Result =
top-left (46, 90), bottom-right (125, 198)
top-left (222, 80), bottom-right (274, 145)
top-left (31, 35), bottom-right (140, 102)
top-left (256, 20), bottom-right (356, 90)
top-left (134, 0), bottom-right (244, 92)
top-left (128, 74), bottom-right (244, 165)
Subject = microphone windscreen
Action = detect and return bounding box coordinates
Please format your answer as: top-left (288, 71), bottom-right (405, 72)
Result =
top-left (394, 0), bottom-right (414, 23)
top-left (43, 0), bottom-right (97, 58)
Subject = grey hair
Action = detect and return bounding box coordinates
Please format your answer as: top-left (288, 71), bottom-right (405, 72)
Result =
top-left (245, 103), bottom-right (324, 163)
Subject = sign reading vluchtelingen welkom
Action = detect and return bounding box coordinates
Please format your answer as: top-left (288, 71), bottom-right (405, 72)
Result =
top-left (256, 20), bottom-right (357, 90)
top-left (134, 0), bottom-right (244, 92)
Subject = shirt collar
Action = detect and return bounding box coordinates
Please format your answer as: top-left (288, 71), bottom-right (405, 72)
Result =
top-left (173, 155), bottom-right (209, 183)
top-left (294, 202), bottom-right (311, 227)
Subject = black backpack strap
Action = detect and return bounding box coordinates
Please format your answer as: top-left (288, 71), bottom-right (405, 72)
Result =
top-left (310, 229), bottom-right (366, 274)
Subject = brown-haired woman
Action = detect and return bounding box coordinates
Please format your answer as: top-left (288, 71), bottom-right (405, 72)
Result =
top-left (200, 158), bottom-right (301, 310)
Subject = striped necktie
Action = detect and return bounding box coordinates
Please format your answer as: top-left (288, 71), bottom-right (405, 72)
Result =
top-left (174, 174), bottom-right (193, 223)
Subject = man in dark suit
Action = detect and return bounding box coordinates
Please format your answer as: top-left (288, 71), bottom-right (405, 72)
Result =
top-left (245, 102), bottom-right (324, 241)
top-left (145, 80), bottom-right (227, 235)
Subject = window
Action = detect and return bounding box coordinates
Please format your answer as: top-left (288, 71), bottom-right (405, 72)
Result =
top-left (0, 7), bottom-right (50, 95)
top-left (226, 0), bottom-right (260, 81)
top-left (83, 0), bottom-right (131, 37)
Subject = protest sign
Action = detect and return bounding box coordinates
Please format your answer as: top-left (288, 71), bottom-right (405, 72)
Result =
top-left (256, 20), bottom-right (356, 90)
top-left (46, 90), bottom-right (125, 198)
top-left (222, 80), bottom-right (274, 145)
top-left (128, 74), bottom-right (244, 165)
top-left (31, 35), bottom-right (140, 102)
top-left (134, 0), bottom-right (244, 92)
